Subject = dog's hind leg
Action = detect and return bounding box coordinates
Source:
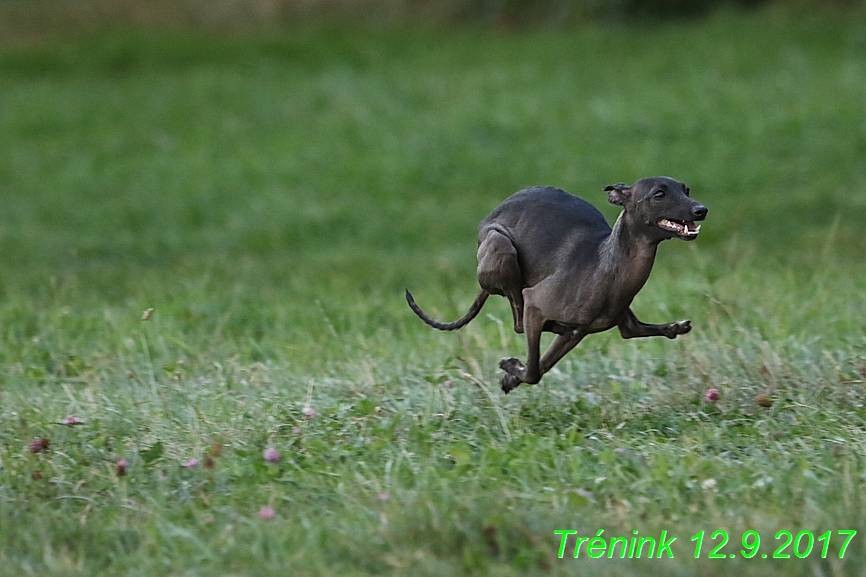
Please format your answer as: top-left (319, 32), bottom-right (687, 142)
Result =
top-left (500, 325), bottom-right (586, 394)
top-left (499, 302), bottom-right (546, 392)
top-left (476, 227), bottom-right (525, 333)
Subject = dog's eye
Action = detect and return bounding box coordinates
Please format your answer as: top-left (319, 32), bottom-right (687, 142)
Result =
top-left (653, 190), bottom-right (665, 198)
top-left (684, 187), bottom-right (690, 197)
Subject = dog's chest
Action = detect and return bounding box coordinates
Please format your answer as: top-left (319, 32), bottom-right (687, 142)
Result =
top-left (543, 267), bottom-right (646, 330)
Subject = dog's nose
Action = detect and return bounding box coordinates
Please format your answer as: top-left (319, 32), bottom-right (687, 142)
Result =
top-left (692, 205), bottom-right (708, 220)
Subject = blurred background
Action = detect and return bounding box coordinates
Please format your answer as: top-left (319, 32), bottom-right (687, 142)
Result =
top-left (0, 0), bottom-right (864, 363)
top-left (0, 0), bottom-right (860, 41)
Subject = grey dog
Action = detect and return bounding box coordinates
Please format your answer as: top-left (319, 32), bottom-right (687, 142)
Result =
top-left (406, 176), bottom-right (708, 393)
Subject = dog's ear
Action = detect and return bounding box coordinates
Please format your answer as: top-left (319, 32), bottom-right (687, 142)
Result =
top-left (603, 183), bottom-right (631, 206)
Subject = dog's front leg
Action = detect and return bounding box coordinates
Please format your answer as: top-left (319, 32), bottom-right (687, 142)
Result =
top-left (617, 307), bottom-right (691, 340)
top-left (539, 329), bottom-right (586, 374)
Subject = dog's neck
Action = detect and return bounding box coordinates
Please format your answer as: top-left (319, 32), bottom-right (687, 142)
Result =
top-left (600, 211), bottom-right (659, 294)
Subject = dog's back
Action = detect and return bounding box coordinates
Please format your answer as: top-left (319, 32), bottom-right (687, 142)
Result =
top-left (479, 186), bottom-right (611, 287)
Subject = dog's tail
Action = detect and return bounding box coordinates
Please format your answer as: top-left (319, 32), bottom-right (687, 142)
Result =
top-left (405, 289), bottom-right (489, 331)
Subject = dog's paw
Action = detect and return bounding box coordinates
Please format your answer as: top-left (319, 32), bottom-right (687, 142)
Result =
top-left (499, 358), bottom-right (525, 392)
top-left (665, 320), bottom-right (691, 338)
top-left (500, 373), bottom-right (522, 394)
top-left (499, 357), bottom-right (525, 377)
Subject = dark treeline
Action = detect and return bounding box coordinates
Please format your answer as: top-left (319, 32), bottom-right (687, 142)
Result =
top-left (0, 0), bottom-right (863, 44)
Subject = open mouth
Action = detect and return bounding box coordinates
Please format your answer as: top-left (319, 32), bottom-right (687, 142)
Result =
top-left (657, 218), bottom-right (701, 238)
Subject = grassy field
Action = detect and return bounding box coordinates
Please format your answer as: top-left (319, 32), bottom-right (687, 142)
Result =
top-left (1, 6), bottom-right (866, 576)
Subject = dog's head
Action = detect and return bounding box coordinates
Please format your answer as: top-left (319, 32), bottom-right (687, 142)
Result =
top-left (604, 176), bottom-right (707, 242)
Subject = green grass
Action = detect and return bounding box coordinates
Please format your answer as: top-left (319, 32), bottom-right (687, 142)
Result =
top-left (2, 7), bottom-right (866, 576)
